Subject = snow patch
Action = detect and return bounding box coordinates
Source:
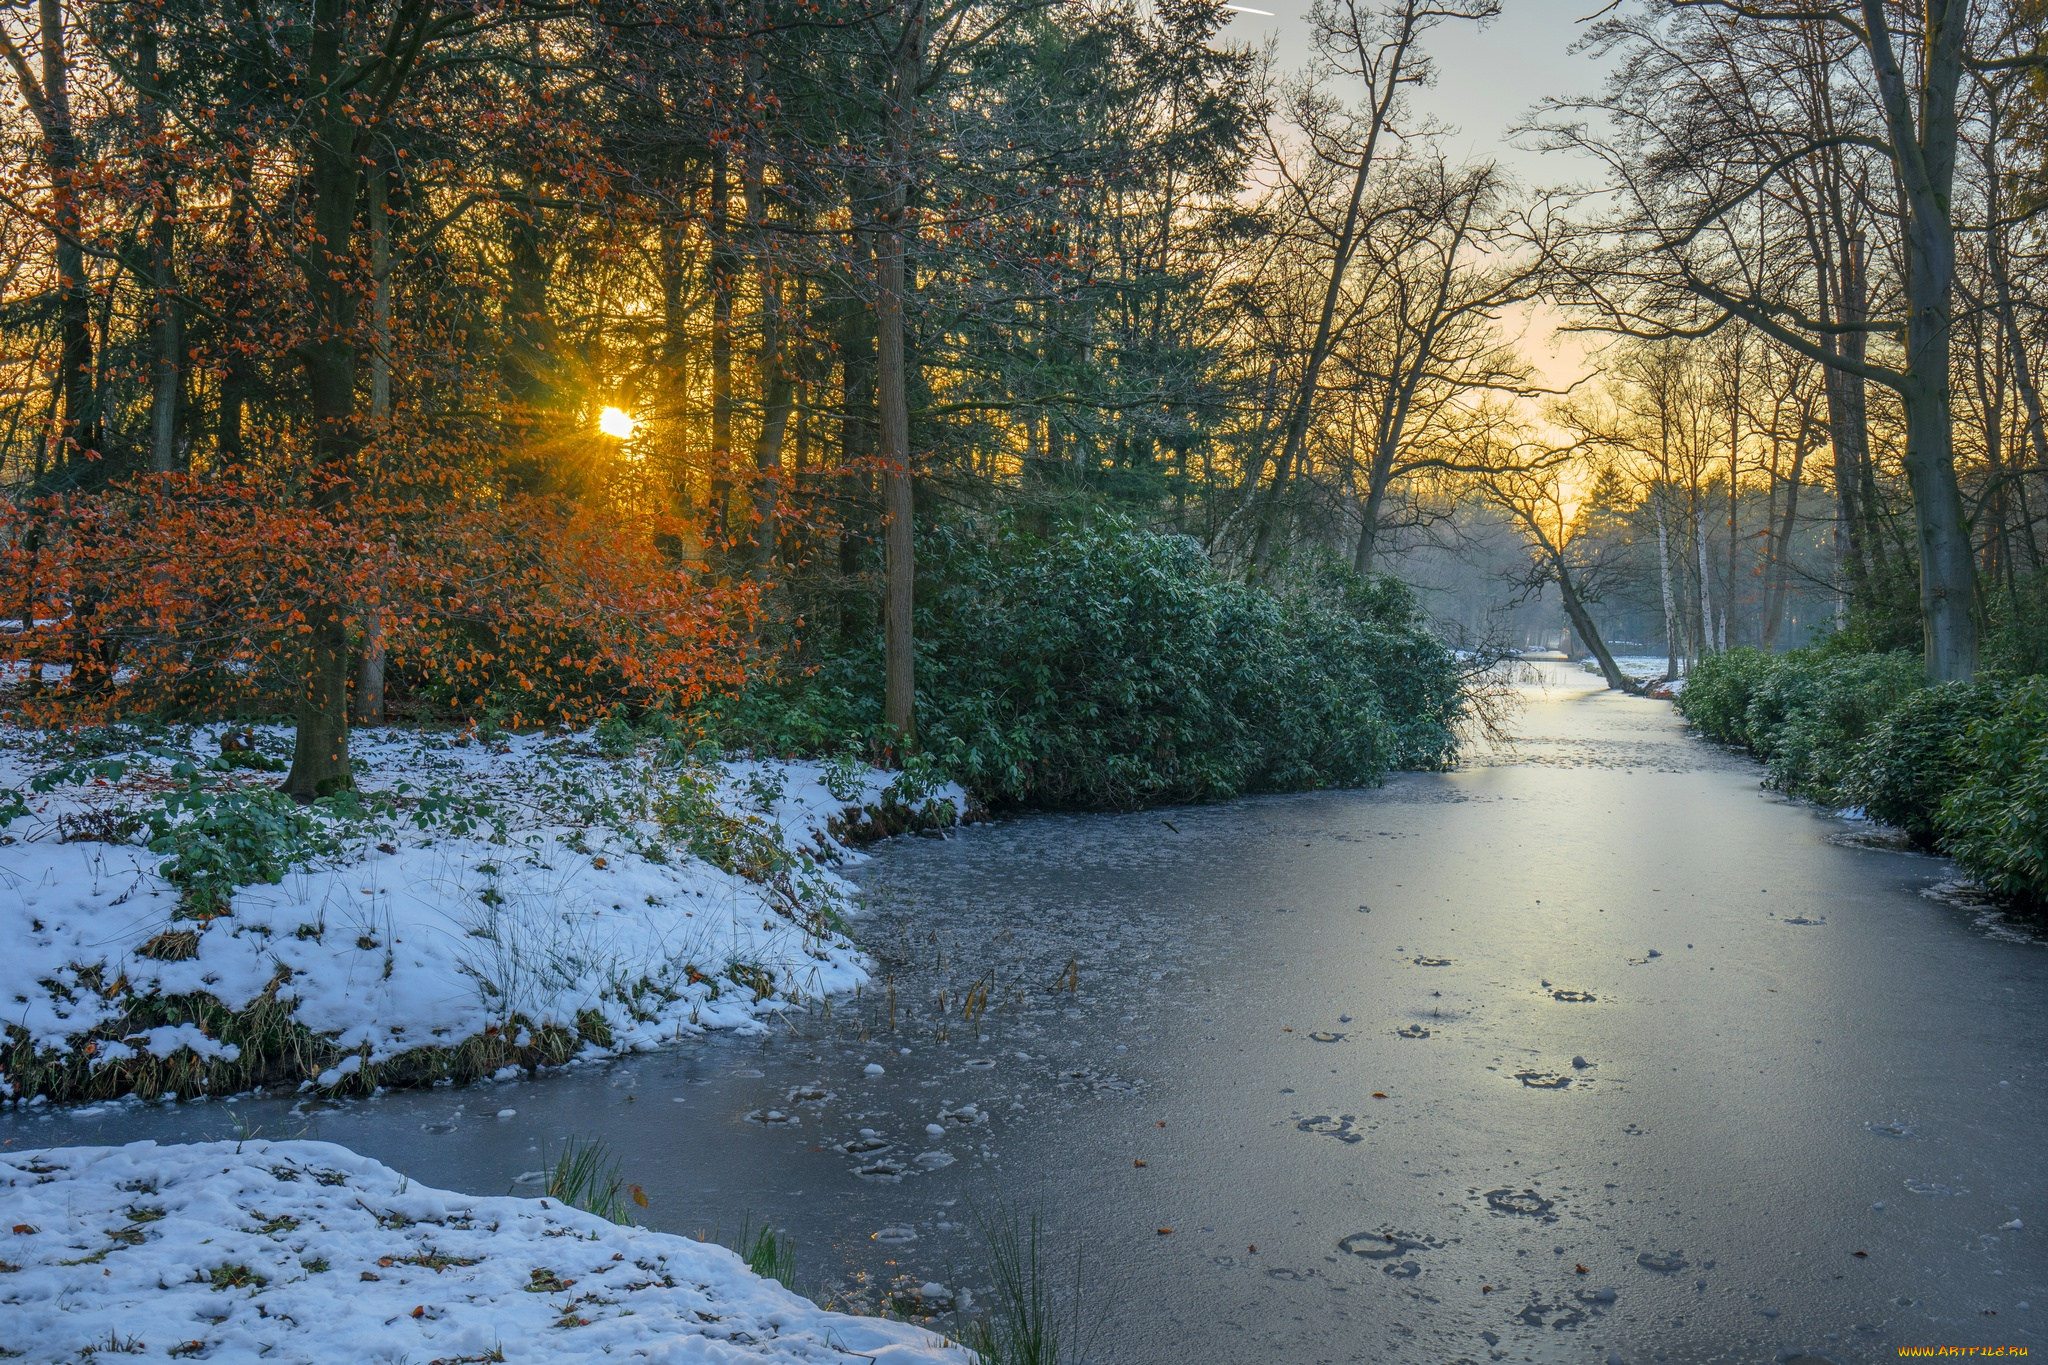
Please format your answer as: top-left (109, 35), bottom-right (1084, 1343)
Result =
top-left (0, 1138), bottom-right (967, 1363)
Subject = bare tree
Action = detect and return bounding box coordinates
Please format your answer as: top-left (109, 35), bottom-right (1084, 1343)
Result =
top-left (1538, 0), bottom-right (1986, 678)
top-left (1241, 0), bottom-right (1497, 571)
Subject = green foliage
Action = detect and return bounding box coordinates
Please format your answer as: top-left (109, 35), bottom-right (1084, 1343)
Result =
top-left (542, 1136), bottom-right (629, 1223)
top-left (1672, 648), bottom-right (1780, 747)
top-left (1679, 647), bottom-right (1922, 805)
top-left (654, 766), bottom-right (792, 882)
top-left (1938, 678), bottom-right (2048, 909)
top-left (1744, 652), bottom-right (1924, 804)
top-left (737, 1222), bottom-right (796, 1289)
top-left (1984, 569), bottom-right (2048, 679)
top-left (961, 1204), bottom-right (1088, 1365)
top-left (1683, 646), bottom-right (2048, 907)
top-left (143, 775), bottom-right (338, 920)
top-left (708, 518), bottom-right (1461, 811)
top-left (820, 745), bottom-right (868, 803)
top-left (1846, 682), bottom-right (1999, 847)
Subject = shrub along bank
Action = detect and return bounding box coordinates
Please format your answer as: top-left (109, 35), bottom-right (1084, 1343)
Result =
top-left (1678, 646), bottom-right (2048, 908)
top-left (705, 517), bottom-right (1465, 810)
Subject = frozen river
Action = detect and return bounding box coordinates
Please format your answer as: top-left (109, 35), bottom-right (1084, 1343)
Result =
top-left (15, 662), bottom-right (2044, 1364)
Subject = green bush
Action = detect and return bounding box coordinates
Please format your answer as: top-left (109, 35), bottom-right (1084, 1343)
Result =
top-left (1745, 652), bottom-right (1924, 805)
top-left (1681, 644), bottom-right (2048, 907)
top-left (701, 517), bottom-right (1462, 810)
top-left (1846, 681), bottom-right (1998, 847)
top-left (1679, 648), bottom-right (1922, 804)
top-left (1938, 678), bottom-right (2048, 909)
top-left (1985, 569), bottom-right (2048, 679)
top-left (1674, 647), bottom-right (1779, 746)
top-left (143, 775), bottom-right (338, 919)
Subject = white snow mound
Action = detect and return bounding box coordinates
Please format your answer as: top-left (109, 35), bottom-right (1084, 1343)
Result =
top-left (0, 1138), bottom-right (969, 1362)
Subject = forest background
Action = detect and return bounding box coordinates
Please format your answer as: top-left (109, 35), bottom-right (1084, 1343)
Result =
top-left (0, 0), bottom-right (2044, 894)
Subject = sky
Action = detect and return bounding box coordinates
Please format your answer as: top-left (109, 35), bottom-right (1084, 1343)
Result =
top-left (1221, 0), bottom-right (1622, 392)
top-left (1224, 0), bottom-right (1615, 187)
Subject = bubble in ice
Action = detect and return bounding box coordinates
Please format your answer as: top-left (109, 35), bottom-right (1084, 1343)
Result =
top-left (1338, 1230), bottom-right (1445, 1260)
top-left (1865, 1120), bottom-right (1915, 1139)
top-left (854, 1159), bottom-right (910, 1181)
top-left (914, 1151), bottom-right (956, 1170)
top-left (872, 1225), bottom-right (918, 1245)
top-left (837, 1136), bottom-right (893, 1155)
top-left (1308, 1031), bottom-right (1347, 1043)
top-left (1514, 1071), bottom-right (1573, 1089)
top-left (1297, 1114), bottom-right (1364, 1144)
top-left (496, 1108), bottom-right (517, 1118)
top-left (1482, 1189), bottom-right (1556, 1220)
top-left (1635, 1251), bottom-right (1687, 1273)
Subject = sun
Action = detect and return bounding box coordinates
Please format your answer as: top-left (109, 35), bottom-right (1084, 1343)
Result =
top-left (597, 406), bottom-right (637, 439)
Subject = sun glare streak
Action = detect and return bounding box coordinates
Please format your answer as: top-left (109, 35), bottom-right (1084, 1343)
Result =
top-left (598, 407), bottom-right (638, 440)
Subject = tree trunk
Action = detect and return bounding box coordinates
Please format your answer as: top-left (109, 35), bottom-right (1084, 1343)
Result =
top-left (1353, 480), bottom-right (1387, 574)
top-left (1694, 492), bottom-right (1713, 660)
top-left (282, 0), bottom-right (362, 801)
top-left (217, 132), bottom-right (254, 463)
top-left (1656, 498), bottom-right (1678, 677)
top-left (1761, 418), bottom-right (1810, 651)
top-left (1553, 551), bottom-right (1633, 692)
top-left (743, 82), bottom-right (794, 569)
top-left (138, 19), bottom-right (180, 474)
top-left (837, 289), bottom-right (877, 637)
top-left (709, 146), bottom-right (734, 529)
top-left (876, 0), bottom-right (925, 747)
top-left (1862, 0), bottom-right (1977, 678)
top-left (36, 0), bottom-right (93, 476)
top-left (1247, 0), bottom-right (1425, 572)
top-left (354, 154), bottom-right (393, 726)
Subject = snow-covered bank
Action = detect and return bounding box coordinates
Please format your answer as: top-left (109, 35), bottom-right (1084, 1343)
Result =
top-left (0, 1138), bottom-right (969, 1363)
top-left (0, 724), bottom-right (966, 1103)
top-left (1580, 655), bottom-right (1687, 696)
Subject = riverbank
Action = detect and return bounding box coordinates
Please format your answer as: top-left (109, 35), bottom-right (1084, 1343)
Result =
top-left (0, 722), bottom-right (964, 1105)
top-left (0, 1138), bottom-right (967, 1363)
